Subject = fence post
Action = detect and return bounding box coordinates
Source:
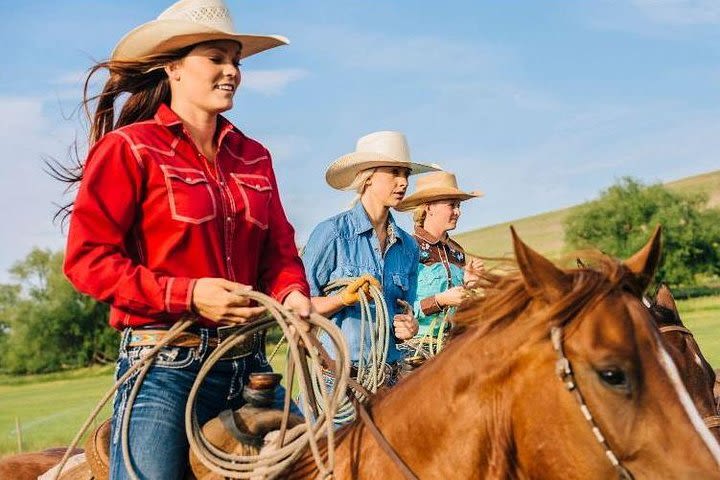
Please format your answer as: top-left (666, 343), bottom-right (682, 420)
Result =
top-left (15, 416), bottom-right (22, 453)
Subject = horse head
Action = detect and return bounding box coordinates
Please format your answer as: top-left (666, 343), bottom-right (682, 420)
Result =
top-left (650, 283), bottom-right (720, 442)
top-left (503, 225), bottom-right (720, 479)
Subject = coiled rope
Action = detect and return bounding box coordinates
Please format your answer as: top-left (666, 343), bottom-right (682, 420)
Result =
top-left (313, 278), bottom-right (390, 425)
top-left (52, 290), bottom-right (350, 480)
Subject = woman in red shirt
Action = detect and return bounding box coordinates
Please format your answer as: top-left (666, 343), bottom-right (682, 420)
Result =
top-left (62, 0), bottom-right (310, 477)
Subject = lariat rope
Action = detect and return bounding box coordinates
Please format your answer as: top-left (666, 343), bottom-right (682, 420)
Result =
top-left (52, 290), bottom-right (351, 480)
top-left (314, 278), bottom-right (390, 425)
top-left (409, 309), bottom-right (450, 358)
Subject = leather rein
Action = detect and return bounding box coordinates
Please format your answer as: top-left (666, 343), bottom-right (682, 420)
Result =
top-left (658, 324), bottom-right (720, 431)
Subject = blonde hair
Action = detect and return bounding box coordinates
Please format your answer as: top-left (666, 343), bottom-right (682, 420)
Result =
top-left (346, 168), bottom-right (376, 207)
top-left (413, 206), bottom-right (427, 226)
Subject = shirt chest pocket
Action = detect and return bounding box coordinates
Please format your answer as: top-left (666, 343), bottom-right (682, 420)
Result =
top-left (230, 173), bottom-right (273, 230)
top-left (161, 165), bottom-right (217, 224)
top-left (391, 272), bottom-right (410, 299)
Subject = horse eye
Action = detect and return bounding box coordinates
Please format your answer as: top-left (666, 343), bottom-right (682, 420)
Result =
top-left (597, 368), bottom-right (630, 391)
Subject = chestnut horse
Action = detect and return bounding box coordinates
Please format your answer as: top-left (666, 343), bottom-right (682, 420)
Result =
top-left (288, 227), bottom-right (720, 479)
top-left (651, 284), bottom-right (720, 442)
top-left (6, 228), bottom-right (720, 479)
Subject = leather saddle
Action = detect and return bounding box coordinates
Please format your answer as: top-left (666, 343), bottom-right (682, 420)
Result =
top-left (72, 407), bottom-right (302, 480)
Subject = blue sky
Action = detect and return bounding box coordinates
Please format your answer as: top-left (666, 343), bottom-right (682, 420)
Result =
top-left (1, 0), bottom-right (719, 281)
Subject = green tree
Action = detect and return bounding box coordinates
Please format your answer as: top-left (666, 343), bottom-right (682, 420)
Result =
top-left (565, 177), bottom-right (720, 285)
top-left (0, 248), bottom-right (117, 374)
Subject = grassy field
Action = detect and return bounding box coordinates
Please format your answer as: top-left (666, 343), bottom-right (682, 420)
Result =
top-left (455, 169), bottom-right (720, 259)
top-left (1, 296), bottom-right (718, 457)
top-left (0, 340), bottom-right (289, 457)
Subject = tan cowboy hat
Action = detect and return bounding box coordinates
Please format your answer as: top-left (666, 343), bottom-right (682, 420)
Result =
top-left (111, 0), bottom-right (288, 61)
top-left (325, 131), bottom-right (440, 190)
top-left (396, 171), bottom-right (483, 211)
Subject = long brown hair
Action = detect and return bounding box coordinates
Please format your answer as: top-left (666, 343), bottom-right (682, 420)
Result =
top-left (49, 47), bottom-right (194, 223)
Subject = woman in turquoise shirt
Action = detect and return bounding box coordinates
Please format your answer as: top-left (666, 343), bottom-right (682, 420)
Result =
top-left (302, 131), bottom-right (439, 388)
top-left (396, 171), bottom-right (484, 345)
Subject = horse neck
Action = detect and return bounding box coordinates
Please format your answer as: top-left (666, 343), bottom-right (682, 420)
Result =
top-left (327, 330), bottom-right (519, 479)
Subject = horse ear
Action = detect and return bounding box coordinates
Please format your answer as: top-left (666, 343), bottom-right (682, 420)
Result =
top-left (655, 283), bottom-right (678, 314)
top-left (623, 225), bottom-right (662, 294)
top-left (511, 226), bottom-right (570, 302)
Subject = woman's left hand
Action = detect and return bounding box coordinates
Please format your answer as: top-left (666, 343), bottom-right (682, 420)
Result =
top-left (393, 313), bottom-right (419, 340)
top-left (283, 290), bottom-right (312, 319)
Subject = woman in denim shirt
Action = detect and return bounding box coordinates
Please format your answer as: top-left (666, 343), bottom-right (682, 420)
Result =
top-left (302, 131), bottom-right (439, 388)
top-left (396, 172), bottom-right (484, 343)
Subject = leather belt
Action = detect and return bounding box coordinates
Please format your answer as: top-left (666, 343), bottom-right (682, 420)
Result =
top-left (128, 326), bottom-right (258, 360)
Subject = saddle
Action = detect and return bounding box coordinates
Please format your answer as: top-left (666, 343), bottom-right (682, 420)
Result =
top-left (72, 406), bottom-right (303, 480)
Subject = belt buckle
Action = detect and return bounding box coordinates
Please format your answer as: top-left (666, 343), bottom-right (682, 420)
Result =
top-left (216, 325), bottom-right (257, 360)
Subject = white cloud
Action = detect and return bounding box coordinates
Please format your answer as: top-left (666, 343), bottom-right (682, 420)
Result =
top-left (242, 68), bottom-right (309, 95)
top-left (0, 96), bottom-right (75, 282)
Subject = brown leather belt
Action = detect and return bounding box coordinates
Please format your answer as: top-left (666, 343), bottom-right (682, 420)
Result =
top-left (128, 326), bottom-right (258, 360)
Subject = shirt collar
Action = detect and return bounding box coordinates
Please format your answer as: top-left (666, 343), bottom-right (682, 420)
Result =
top-left (349, 201), bottom-right (403, 243)
top-left (414, 226), bottom-right (443, 245)
top-left (153, 103), bottom-right (238, 145)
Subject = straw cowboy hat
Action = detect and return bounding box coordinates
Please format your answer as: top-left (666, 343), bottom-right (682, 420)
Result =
top-left (111, 0), bottom-right (288, 61)
top-left (396, 171), bottom-right (483, 211)
top-left (325, 131), bottom-right (440, 190)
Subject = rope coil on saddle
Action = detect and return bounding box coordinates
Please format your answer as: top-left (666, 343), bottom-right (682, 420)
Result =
top-left (52, 290), bottom-right (352, 480)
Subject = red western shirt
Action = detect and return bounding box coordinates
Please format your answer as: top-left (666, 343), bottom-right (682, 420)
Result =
top-left (64, 104), bottom-right (310, 330)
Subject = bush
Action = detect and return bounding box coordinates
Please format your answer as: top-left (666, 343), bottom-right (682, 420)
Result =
top-left (565, 177), bottom-right (720, 286)
top-left (0, 248), bottom-right (118, 374)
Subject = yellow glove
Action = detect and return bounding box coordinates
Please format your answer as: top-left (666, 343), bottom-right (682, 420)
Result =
top-left (340, 274), bottom-right (381, 306)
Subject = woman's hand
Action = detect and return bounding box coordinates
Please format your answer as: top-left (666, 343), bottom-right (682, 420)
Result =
top-left (191, 278), bottom-right (265, 324)
top-left (283, 290), bottom-right (312, 319)
top-left (341, 274), bottom-right (381, 306)
top-left (393, 312), bottom-right (419, 340)
top-left (435, 286), bottom-right (468, 308)
top-left (466, 257), bottom-right (485, 275)
top-left (464, 257), bottom-right (485, 286)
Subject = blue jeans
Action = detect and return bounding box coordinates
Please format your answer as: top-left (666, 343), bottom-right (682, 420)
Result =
top-left (109, 328), bottom-right (298, 480)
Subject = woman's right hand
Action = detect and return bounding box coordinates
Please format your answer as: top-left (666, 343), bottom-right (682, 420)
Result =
top-left (341, 274), bottom-right (381, 306)
top-left (191, 278), bottom-right (265, 324)
top-left (435, 286), bottom-right (468, 308)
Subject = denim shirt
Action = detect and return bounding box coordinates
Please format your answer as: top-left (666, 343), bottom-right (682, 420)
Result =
top-left (302, 202), bottom-right (419, 363)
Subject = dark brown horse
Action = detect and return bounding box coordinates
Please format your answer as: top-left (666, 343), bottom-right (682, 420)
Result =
top-left (651, 284), bottom-right (720, 442)
top-left (288, 227), bottom-right (720, 479)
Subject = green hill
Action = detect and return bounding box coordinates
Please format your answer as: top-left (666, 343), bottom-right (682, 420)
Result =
top-left (455, 170), bottom-right (720, 259)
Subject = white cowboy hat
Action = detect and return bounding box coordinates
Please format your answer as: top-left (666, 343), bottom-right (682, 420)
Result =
top-left (325, 131), bottom-right (440, 190)
top-left (395, 171), bottom-right (483, 212)
top-left (111, 0), bottom-right (288, 61)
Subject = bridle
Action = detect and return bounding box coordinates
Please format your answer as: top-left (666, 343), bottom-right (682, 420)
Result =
top-left (658, 324), bottom-right (720, 431)
top-left (551, 326), bottom-right (635, 480)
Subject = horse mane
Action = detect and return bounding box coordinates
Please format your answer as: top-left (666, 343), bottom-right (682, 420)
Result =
top-left (452, 251), bottom-right (641, 359)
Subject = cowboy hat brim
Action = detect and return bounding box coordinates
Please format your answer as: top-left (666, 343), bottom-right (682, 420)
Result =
top-left (111, 19), bottom-right (288, 61)
top-left (325, 151), bottom-right (440, 190)
top-left (395, 187), bottom-right (484, 212)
